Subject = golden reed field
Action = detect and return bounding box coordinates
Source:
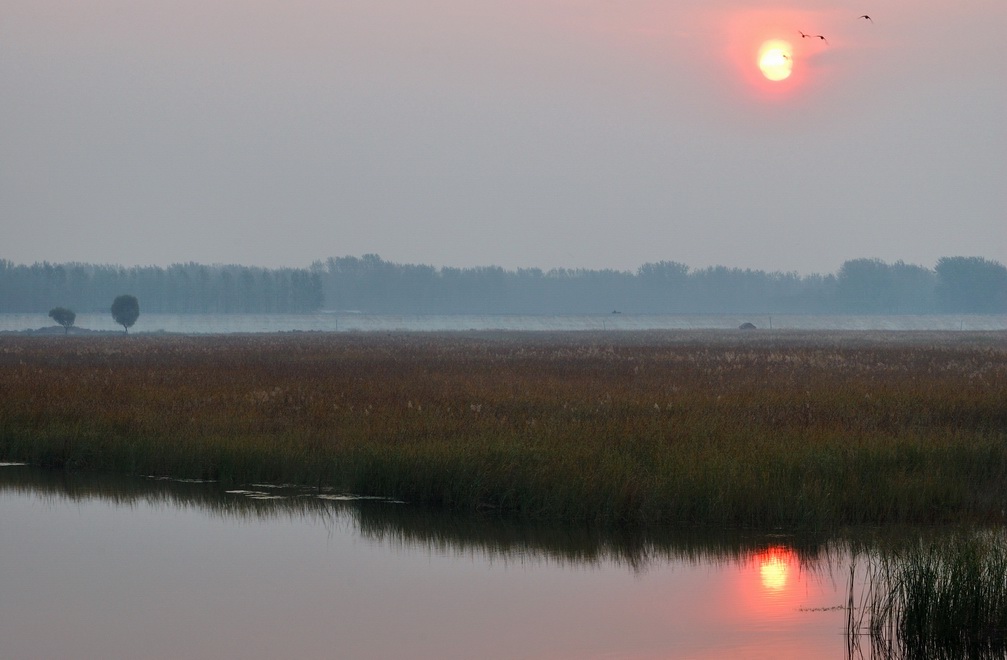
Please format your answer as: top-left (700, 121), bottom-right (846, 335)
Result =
top-left (1, 330), bottom-right (1005, 528)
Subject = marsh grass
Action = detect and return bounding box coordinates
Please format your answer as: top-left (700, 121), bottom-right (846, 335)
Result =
top-left (849, 531), bottom-right (1007, 659)
top-left (1, 330), bottom-right (1005, 527)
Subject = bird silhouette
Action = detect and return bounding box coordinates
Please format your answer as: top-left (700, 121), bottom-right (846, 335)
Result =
top-left (859, 15), bottom-right (873, 22)
top-left (799, 31), bottom-right (828, 44)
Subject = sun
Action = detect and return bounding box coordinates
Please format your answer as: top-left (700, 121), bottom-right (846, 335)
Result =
top-left (758, 39), bottom-right (793, 81)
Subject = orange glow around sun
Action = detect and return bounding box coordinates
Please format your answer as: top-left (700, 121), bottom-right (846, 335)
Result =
top-left (717, 8), bottom-right (821, 99)
top-left (758, 40), bottom-right (793, 81)
top-left (731, 546), bottom-right (818, 623)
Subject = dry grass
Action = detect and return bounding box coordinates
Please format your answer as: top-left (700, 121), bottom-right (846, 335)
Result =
top-left (1, 330), bottom-right (1005, 528)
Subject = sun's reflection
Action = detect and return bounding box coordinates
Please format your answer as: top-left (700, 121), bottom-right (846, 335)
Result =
top-left (732, 546), bottom-right (804, 615)
top-left (759, 547), bottom-right (791, 590)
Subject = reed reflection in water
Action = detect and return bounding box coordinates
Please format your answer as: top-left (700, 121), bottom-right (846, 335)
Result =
top-left (1, 466), bottom-right (852, 659)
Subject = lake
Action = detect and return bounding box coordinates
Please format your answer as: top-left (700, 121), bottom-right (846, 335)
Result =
top-left (0, 465), bottom-right (860, 659)
top-left (2, 312), bottom-right (1006, 334)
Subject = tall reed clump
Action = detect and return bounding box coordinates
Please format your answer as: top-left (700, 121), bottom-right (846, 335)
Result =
top-left (849, 531), bottom-right (1007, 659)
top-left (1, 331), bottom-right (1005, 528)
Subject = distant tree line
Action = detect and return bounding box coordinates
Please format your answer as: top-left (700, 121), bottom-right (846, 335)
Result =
top-left (1, 255), bottom-right (1003, 316)
top-left (0, 261), bottom-right (323, 314)
top-left (316, 254), bottom-right (1007, 315)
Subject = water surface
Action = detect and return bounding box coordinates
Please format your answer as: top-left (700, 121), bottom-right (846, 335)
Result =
top-left (0, 466), bottom-right (858, 659)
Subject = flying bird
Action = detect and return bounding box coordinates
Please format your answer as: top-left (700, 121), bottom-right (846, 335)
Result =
top-left (859, 15), bottom-right (873, 22)
top-left (799, 31), bottom-right (828, 44)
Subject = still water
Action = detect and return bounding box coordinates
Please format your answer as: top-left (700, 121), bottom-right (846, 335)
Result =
top-left (0, 465), bottom-right (856, 660)
top-left (2, 312), bottom-right (1005, 334)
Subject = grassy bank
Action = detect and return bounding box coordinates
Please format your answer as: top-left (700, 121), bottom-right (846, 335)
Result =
top-left (850, 531), bottom-right (1007, 659)
top-left (1, 330), bottom-right (1005, 528)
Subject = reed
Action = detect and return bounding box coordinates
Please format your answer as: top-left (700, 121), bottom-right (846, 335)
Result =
top-left (849, 531), bottom-right (1007, 659)
top-left (1, 330), bottom-right (1005, 528)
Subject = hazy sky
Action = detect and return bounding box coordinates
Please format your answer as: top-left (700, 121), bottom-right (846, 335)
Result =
top-left (2, 0), bottom-right (1004, 274)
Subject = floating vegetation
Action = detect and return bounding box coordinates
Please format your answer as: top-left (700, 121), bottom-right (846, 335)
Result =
top-left (145, 475), bottom-right (218, 484)
top-left (223, 485), bottom-right (405, 503)
top-left (225, 489), bottom-right (288, 500)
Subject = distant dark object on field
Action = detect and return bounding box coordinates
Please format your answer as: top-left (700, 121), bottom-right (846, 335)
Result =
top-left (739, 322), bottom-right (757, 330)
